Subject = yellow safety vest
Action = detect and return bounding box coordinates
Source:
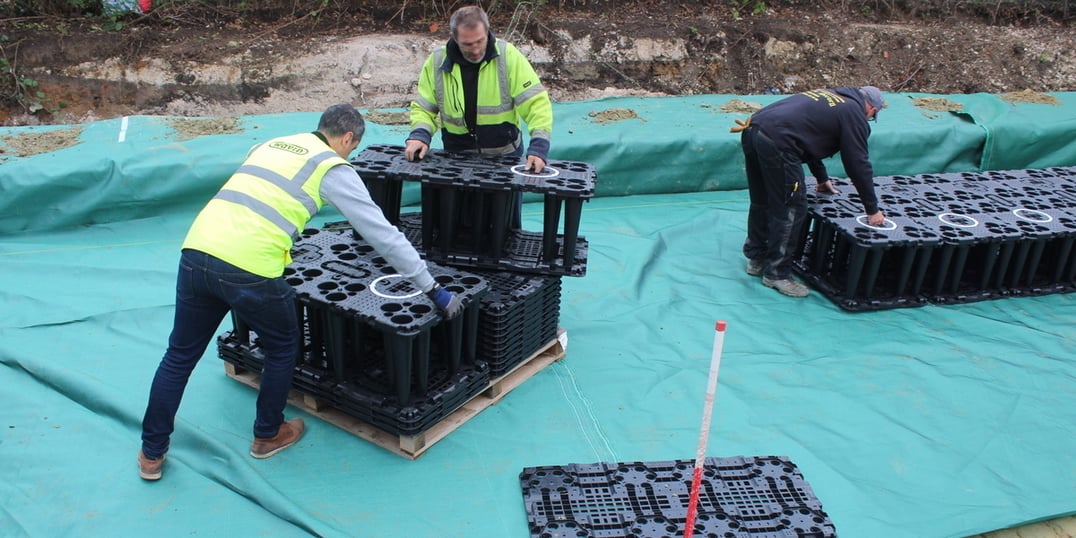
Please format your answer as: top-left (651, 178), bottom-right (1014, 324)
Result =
top-left (183, 133), bottom-right (348, 277)
top-left (411, 38), bottom-right (553, 150)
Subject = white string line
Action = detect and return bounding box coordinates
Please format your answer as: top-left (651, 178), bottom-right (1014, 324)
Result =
top-left (553, 360), bottom-right (619, 463)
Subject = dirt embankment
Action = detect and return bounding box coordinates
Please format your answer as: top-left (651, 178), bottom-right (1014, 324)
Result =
top-left (0, 2), bottom-right (1073, 127)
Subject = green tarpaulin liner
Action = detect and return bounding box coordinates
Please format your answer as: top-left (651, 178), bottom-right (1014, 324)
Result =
top-left (0, 93), bottom-right (1074, 538)
top-left (5, 92), bottom-right (1074, 235)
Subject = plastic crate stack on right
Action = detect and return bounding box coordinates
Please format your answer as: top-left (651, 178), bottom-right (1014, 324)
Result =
top-left (796, 166), bottom-right (1076, 310)
top-left (976, 168), bottom-right (1076, 295)
top-left (796, 180), bottom-right (941, 311)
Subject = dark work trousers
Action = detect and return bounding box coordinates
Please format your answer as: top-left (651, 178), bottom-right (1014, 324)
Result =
top-left (741, 125), bottom-right (809, 280)
top-left (141, 249), bottom-right (300, 459)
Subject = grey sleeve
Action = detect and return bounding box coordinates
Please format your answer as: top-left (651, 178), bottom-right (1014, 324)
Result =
top-left (319, 164), bottom-right (436, 293)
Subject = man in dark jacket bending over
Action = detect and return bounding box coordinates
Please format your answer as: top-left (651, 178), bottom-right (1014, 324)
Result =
top-left (735, 86), bottom-right (887, 298)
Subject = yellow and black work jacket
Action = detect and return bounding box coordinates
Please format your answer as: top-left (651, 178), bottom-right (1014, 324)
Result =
top-left (408, 35), bottom-right (552, 161)
top-left (182, 132), bottom-right (348, 277)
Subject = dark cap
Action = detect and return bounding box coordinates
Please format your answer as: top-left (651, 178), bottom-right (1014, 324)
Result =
top-left (859, 86), bottom-right (886, 120)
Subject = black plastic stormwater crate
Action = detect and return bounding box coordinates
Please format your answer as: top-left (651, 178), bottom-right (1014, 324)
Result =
top-left (796, 167), bottom-right (1076, 310)
top-left (217, 330), bottom-right (491, 437)
top-left (917, 212), bottom-right (1026, 304)
top-left (352, 143), bottom-right (597, 198)
top-left (329, 358), bottom-right (490, 437)
top-left (225, 224), bottom-right (489, 407)
top-left (351, 144), bottom-right (596, 276)
top-left (397, 212), bottom-right (590, 277)
top-left (284, 225), bottom-right (488, 332)
top-left (994, 207), bottom-right (1076, 295)
top-left (284, 226), bottom-right (488, 405)
top-left (795, 192), bottom-right (941, 311)
top-left (520, 455), bottom-right (835, 538)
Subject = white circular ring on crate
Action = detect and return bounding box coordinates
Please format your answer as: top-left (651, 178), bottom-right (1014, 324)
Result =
top-left (370, 274), bottom-right (422, 299)
top-left (1012, 208), bottom-right (1053, 223)
top-left (938, 213), bottom-right (979, 228)
top-left (856, 215), bottom-right (898, 230)
top-left (510, 164), bottom-right (560, 178)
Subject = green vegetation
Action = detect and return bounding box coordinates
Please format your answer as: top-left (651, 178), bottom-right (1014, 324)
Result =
top-left (0, 35), bottom-right (44, 113)
top-left (1, 0), bottom-right (1071, 20)
top-left (731, 0), bottom-right (767, 19)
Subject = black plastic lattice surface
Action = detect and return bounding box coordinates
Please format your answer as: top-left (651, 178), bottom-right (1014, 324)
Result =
top-left (285, 225), bottom-right (489, 332)
top-left (397, 212), bottom-right (589, 277)
top-left (520, 456), bottom-right (835, 538)
top-left (473, 270), bottom-right (562, 375)
top-left (218, 331), bottom-right (491, 436)
top-left (795, 166), bottom-right (1076, 311)
top-left (351, 144), bottom-right (597, 198)
top-left (350, 145), bottom-right (594, 277)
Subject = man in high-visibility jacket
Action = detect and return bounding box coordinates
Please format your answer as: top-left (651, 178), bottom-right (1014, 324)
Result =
top-left (137, 104), bottom-right (461, 481)
top-left (404, 5), bottom-right (554, 225)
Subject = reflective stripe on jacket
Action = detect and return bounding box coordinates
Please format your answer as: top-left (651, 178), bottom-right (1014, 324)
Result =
top-left (182, 133), bottom-right (348, 277)
top-left (410, 38), bottom-right (552, 156)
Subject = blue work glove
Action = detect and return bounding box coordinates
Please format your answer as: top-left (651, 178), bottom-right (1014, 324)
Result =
top-left (426, 284), bottom-right (463, 319)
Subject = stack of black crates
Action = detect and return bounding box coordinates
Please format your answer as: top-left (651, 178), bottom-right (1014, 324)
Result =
top-left (794, 166), bottom-right (1076, 311)
top-left (218, 144), bottom-right (596, 438)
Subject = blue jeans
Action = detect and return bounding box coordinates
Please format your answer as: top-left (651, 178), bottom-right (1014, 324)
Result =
top-left (141, 249), bottom-right (299, 459)
top-left (741, 126), bottom-right (809, 280)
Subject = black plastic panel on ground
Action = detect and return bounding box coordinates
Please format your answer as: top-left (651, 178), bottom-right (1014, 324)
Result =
top-left (520, 455), bottom-right (835, 538)
top-left (351, 144), bottom-right (597, 198)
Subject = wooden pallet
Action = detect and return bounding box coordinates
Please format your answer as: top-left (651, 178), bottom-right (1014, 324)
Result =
top-left (224, 328), bottom-right (568, 460)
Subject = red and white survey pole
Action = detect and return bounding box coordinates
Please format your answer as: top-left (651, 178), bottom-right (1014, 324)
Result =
top-left (683, 320), bottom-right (727, 538)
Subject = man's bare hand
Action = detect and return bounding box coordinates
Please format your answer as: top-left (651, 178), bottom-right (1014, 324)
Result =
top-left (867, 210), bottom-right (886, 226)
top-left (525, 155), bottom-right (547, 173)
top-left (404, 139), bottom-right (428, 161)
top-left (816, 179), bottom-right (840, 194)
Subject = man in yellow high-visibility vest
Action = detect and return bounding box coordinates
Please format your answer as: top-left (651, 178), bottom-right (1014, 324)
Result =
top-left (137, 104), bottom-right (461, 481)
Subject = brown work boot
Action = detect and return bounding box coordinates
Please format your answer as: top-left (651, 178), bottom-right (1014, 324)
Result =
top-left (250, 418), bottom-right (306, 459)
top-left (746, 259), bottom-right (764, 276)
top-left (137, 450), bottom-right (165, 481)
top-left (763, 276), bottom-right (809, 297)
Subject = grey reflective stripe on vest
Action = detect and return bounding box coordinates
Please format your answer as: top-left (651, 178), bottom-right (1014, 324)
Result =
top-left (514, 82), bottom-right (546, 108)
top-left (457, 133), bottom-right (521, 154)
top-left (213, 149), bottom-right (339, 239)
top-left (214, 189), bottom-right (299, 240)
top-left (433, 49), bottom-right (467, 130)
top-left (478, 40), bottom-right (513, 116)
top-left (433, 49), bottom-right (447, 121)
top-left (234, 149), bottom-right (338, 216)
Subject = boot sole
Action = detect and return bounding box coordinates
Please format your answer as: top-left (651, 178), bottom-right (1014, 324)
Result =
top-left (138, 454), bottom-right (165, 480)
top-left (250, 438), bottom-right (299, 459)
top-left (763, 279), bottom-right (808, 297)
